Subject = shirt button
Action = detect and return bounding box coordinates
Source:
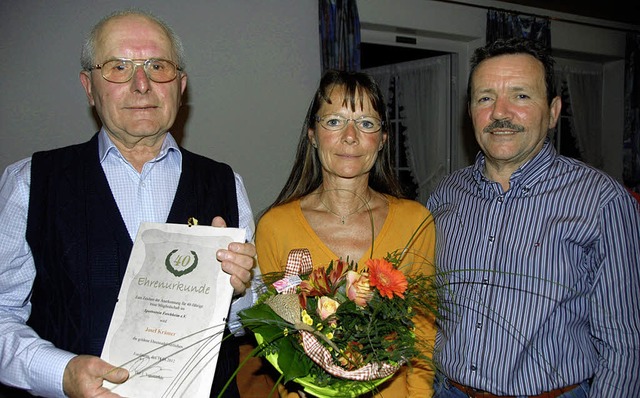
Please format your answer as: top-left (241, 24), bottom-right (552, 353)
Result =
top-left (470, 365), bottom-right (477, 372)
top-left (497, 196), bottom-right (504, 203)
top-left (483, 278), bottom-right (489, 285)
top-left (476, 322), bottom-right (482, 329)
top-left (488, 236), bottom-right (494, 242)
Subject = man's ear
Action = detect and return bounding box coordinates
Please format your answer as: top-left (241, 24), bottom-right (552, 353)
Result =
top-left (180, 72), bottom-right (188, 96)
top-left (548, 96), bottom-right (562, 129)
top-left (79, 71), bottom-right (95, 106)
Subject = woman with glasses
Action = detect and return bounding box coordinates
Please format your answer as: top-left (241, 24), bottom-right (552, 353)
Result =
top-left (251, 69), bottom-right (437, 397)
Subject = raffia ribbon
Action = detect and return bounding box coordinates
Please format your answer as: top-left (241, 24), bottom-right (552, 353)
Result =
top-left (269, 249), bottom-right (402, 381)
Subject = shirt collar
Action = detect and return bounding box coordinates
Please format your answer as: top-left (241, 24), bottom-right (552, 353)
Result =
top-left (97, 129), bottom-right (181, 164)
top-left (472, 137), bottom-right (557, 189)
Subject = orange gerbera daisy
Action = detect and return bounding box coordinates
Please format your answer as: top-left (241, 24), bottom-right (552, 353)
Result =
top-left (366, 258), bottom-right (407, 299)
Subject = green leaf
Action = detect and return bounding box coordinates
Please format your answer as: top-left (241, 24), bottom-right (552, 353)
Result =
top-left (240, 303), bottom-right (315, 383)
top-left (239, 302), bottom-right (279, 322)
top-left (277, 337), bottom-right (313, 382)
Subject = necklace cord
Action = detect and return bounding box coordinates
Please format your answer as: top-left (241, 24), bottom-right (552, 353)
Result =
top-left (319, 190), bottom-right (372, 224)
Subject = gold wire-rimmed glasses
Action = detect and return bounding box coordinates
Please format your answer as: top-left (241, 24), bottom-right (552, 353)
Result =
top-left (89, 58), bottom-right (182, 83)
top-left (315, 114), bottom-right (383, 134)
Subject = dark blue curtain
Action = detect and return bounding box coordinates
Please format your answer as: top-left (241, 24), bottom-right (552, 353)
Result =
top-left (486, 8), bottom-right (551, 48)
top-left (624, 32), bottom-right (640, 192)
top-left (319, 0), bottom-right (361, 72)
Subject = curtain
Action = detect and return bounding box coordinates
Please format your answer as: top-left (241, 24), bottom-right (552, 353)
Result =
top-left (365, 56), bottom-right (452, 203)
top-left (624, 32), bottom-right (640, 191)
top-left (318, 0), bottom-right (360, 72)
top-left (555, 66), bottom-right (603, 168)
top-left (486, 8), bottom-right (551, 47)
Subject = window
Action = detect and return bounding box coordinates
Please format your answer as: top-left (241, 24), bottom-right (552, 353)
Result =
top-left (361, 42), bottom-right (450, 200)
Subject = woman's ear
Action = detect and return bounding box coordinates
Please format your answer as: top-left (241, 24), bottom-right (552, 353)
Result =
top-left (308, 128), bottom-right (317, 148)
top-left (380, 131), bottom-right (388, 150)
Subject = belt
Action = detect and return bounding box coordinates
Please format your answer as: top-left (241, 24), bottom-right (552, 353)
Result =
top-left (449, 380), bottom-right (580, 398)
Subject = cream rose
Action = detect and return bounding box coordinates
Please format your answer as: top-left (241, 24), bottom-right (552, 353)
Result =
top-left (317, 296), bottom-right (340, 321)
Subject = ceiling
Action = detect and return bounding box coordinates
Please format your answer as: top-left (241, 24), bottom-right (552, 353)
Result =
top-left (499, 0), bottom-right (640, 26)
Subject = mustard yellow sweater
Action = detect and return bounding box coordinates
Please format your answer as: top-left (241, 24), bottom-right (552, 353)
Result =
top-left (255, 196), bottom-right (436, 397)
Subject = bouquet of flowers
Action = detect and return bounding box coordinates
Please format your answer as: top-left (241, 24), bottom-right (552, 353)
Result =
top-left (237, 243), bottom-right (438, 397)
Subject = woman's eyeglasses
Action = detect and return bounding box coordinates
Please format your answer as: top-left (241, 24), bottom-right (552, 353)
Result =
top-left (315, 114), bottom-right (383, 134)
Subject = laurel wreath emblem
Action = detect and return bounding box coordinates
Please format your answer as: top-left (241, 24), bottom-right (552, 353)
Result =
top-left (164, 249), bottom-right (199, 277)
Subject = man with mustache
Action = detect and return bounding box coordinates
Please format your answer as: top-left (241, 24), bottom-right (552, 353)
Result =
top-left (427, 37), bottom-right (640, 397)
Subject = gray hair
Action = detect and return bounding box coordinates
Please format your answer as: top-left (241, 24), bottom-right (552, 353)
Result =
top-left (80, 9), bottom-right (185, 71)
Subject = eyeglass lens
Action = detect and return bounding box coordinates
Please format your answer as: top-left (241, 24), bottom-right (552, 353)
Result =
top-left (318, 114), bottom-right (382, 133)
top-left (99, 59), bottom-right (178, 83)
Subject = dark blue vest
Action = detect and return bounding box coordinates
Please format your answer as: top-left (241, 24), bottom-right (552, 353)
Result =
top-left (25, 133), bottom-right (241, 396)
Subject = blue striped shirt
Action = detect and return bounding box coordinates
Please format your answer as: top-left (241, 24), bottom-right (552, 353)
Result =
top-left (0, 130), bottom-right (257, 397)
top-left (426, 139), bottom-right (640, 397)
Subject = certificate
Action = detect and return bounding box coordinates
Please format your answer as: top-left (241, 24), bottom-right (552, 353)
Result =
top-left (101, 222), bottom-right (246, 398)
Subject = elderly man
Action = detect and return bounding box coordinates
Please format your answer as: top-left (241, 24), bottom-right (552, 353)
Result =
top-left (0, 9), bottom-right (256, 398)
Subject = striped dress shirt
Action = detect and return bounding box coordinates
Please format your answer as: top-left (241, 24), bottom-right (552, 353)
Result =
top-left (426, 139), bottom-right (640, 397)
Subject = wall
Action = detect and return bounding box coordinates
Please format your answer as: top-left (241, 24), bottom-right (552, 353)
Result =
top-left (0, 1), bottom-right (320, 217)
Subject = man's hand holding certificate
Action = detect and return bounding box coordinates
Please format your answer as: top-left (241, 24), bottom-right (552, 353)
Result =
top-left (101, 222), bottom-right (245, 398)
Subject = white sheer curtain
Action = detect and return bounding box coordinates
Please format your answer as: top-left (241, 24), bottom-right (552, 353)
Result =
top-left (555, 65), bottom-right (603, 168)
top-left (365, 55), bottom-right (451, 203)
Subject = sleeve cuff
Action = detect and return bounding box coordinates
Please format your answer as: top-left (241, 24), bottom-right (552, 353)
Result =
top-left (28, 345), bottom-right (76, 398)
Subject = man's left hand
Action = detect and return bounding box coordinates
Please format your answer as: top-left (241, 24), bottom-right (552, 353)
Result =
top-left (212, 216), bottom-right (256, 296)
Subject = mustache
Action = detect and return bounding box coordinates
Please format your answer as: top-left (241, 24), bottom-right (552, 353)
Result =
top-left (483, 120), bottom-right (525, 133)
